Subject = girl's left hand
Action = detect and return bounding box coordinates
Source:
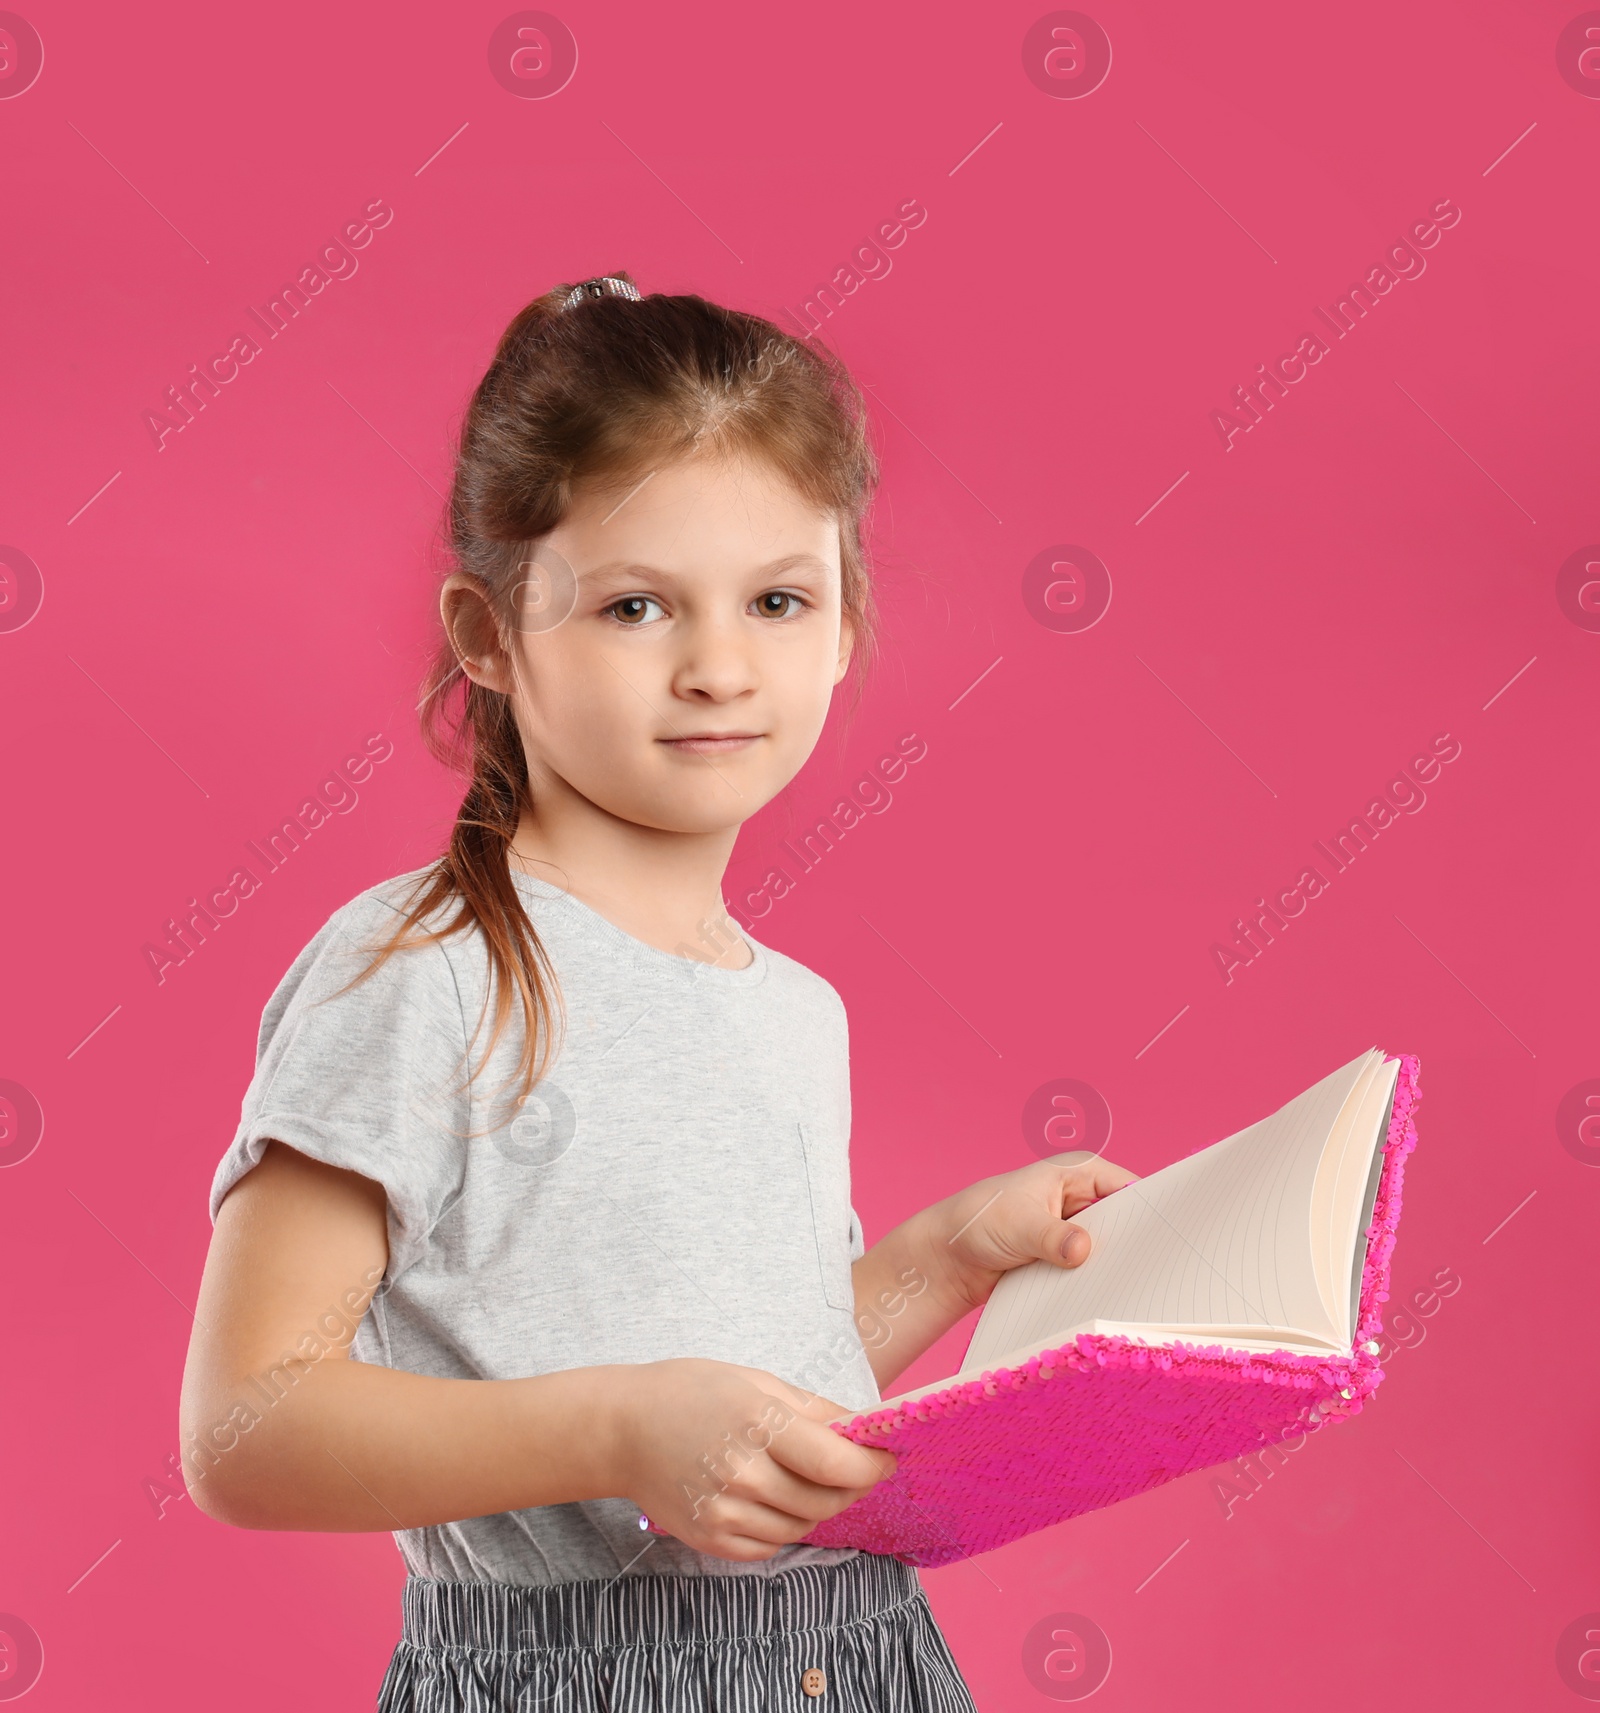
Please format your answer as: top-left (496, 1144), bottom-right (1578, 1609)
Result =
top-left (928, 1150), bottom-right (1140, 1312)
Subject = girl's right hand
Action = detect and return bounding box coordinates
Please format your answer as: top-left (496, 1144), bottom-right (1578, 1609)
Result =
top-left (612, 1358), bottom-right (896, 1561)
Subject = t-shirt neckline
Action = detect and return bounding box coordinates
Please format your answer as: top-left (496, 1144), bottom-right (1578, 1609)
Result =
top-left (508, 865), bottom-right (768, 986)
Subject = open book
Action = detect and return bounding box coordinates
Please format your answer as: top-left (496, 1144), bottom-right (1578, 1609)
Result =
top-left (802, 1047), bottom-right (1421, 1565)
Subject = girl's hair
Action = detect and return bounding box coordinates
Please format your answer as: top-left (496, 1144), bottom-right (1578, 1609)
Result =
top-left (358, 275), bottom-right (878, 1120)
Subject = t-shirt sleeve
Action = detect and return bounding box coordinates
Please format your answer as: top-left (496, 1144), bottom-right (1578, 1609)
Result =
top-left (209, 893), bottom-right (474, 1282)
top-left (848, 1205), bottom-right (866, 1262)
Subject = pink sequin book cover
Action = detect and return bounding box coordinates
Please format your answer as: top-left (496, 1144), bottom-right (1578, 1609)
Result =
top-left (801, 1046), bottom-right (1421, 1567)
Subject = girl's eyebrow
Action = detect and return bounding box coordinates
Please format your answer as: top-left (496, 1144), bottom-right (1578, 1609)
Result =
top-left (581, 553), bottom-right (834, 585)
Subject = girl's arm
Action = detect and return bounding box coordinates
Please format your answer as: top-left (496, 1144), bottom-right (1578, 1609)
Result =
top-left (181, 1141), bottom-right (894, 1557)
top-left (850, 1152), bottom-right (1139, 1393)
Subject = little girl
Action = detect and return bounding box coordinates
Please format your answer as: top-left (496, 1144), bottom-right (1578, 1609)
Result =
top-left (181, 273), bottom-right (1135, 1711)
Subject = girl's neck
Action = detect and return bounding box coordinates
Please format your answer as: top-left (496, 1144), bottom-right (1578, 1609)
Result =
top-left (507, 802), bottom-right (751, 968)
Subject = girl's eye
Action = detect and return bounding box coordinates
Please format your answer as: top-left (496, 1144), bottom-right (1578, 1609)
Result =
top-left (753, 590), bottom-right (805, 619)
top-left (607, 596), bottom-right (664, 626)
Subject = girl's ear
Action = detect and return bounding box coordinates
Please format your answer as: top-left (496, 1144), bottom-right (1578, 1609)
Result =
top-left (440, 572), bottom-right (514, 694)
top-left (833, 609), bottom-right (857, 686)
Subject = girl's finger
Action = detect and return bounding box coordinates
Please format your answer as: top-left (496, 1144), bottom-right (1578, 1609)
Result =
top-left (700, 1490), bottom-right (867, 1548)
top-left (763, 1415), bottom-right (897, 1493)
top-left (1060, 1158), bottom-right (1139, 1214)
top-left (724, 1457), bottom-right (882, 1525)
top-left (1058, 1221), bottom-right (1091, 1266)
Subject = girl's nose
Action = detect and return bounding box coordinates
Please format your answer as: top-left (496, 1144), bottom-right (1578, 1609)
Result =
top-left (670, 620), bottom-right (759, 702)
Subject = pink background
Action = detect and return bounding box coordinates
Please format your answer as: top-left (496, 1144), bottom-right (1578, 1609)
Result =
top-left (2, 1), bottom-right (1596, 1707)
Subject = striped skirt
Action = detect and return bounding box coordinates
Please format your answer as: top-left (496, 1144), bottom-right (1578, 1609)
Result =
top-left (376, 1552), bottom-right (978, 1711)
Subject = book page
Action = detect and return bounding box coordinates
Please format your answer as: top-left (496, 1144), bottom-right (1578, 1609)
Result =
top-left (1337, 1060), bottom-right (1399, 1338)
top-left (961, 1051), bottom-right (1379, 1372)
top-left (1308, 1052), bottom-right (1386, 1331)
top-left (855, 1316), bottom-right (1342, 1421)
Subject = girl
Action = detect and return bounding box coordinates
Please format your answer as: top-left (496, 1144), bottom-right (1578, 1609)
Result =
top-left (181, 273), bottom-right (1136, 1711)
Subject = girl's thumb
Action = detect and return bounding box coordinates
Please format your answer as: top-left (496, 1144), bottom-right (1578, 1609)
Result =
top-left (1053, 1223), bottom-right (1091, 1267)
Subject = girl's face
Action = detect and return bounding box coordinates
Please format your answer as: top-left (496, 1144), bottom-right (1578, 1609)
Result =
top-left (472, 451), bottom-right (854, 836)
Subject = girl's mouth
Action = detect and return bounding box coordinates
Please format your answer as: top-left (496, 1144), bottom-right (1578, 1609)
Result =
top-left (658, 732), bottom-right (764, 755)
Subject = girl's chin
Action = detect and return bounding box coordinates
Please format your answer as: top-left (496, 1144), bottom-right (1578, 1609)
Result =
top-left (585, 791), bottom-right (764, 837)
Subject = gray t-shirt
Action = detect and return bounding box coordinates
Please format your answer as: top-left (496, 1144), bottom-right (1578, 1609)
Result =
top-left (208, 864), bottom-right (881, 1587)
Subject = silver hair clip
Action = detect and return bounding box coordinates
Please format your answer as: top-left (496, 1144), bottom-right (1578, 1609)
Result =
top-left (559, 276), bottom-right (641, 312)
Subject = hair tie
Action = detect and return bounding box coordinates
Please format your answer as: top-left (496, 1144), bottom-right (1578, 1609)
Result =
top-left (559, 276), bottom-right (641, 312)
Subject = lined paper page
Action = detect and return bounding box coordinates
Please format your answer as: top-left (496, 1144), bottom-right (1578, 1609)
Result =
top-left (1309, 1053), bottom-right (1384, 1328)
top-left (962, 1052), bottom-right (1375, 1370)
top-left (1333, 1059), bottom-right (1399, 1339)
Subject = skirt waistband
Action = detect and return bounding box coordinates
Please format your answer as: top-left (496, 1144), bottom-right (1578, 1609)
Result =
top-left (399, 1554), bottom-right (919, 1653)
